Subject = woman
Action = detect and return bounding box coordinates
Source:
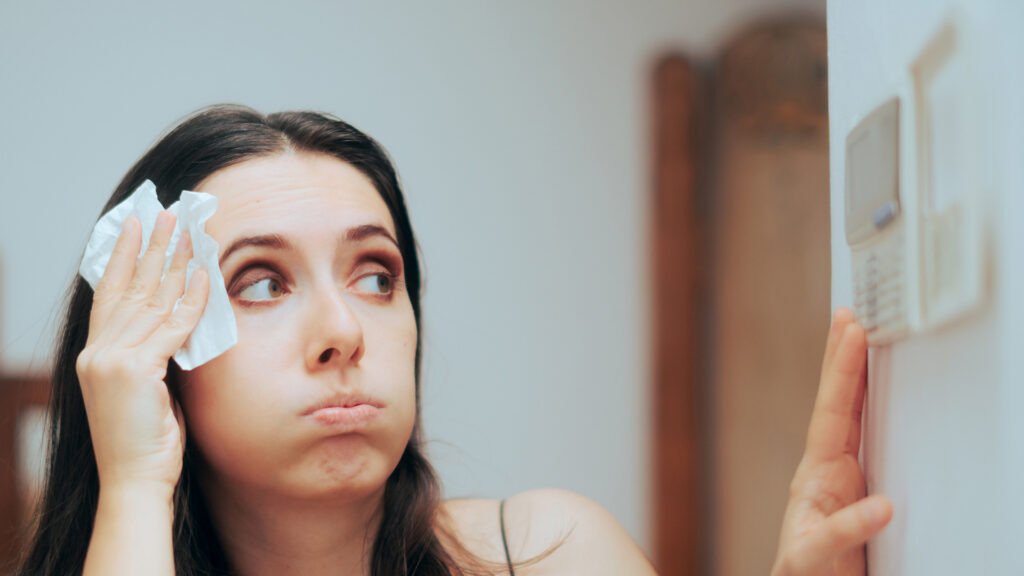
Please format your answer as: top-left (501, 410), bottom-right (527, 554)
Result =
top-left (15, 105), bottom-right (891, 576)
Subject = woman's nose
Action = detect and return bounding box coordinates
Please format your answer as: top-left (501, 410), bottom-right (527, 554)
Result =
top-left (304, 281), bottom-right (365, 371)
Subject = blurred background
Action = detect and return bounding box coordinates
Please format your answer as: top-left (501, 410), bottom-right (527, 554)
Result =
top-left (0, 2), bottom-right (831, 575)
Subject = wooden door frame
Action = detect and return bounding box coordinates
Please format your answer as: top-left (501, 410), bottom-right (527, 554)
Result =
top-left (650, 55), bottom-right (706, 576)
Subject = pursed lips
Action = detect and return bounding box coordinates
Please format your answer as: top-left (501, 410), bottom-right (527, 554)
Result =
top-left (302, 395), bottom-right (383, 430)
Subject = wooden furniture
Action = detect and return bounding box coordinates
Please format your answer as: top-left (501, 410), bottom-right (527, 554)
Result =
top-left (0, 374), bottom-right (51, 573)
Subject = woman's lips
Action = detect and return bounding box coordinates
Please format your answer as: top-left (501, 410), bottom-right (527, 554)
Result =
top-left (307, 404), bottom-right (381, 432)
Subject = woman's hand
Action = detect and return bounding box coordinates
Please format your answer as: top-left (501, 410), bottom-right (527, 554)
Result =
top-left (76, 211), bottom-right (209, 501)
top-left (771, 308), bottom-right (893, 576)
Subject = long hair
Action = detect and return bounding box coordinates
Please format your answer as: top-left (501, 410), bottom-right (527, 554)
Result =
top-left (15, 105), bottom-right (511, 576)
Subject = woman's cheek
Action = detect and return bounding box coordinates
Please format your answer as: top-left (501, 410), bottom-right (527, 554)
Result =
top-left (181, 320), bottom-right (296, 432)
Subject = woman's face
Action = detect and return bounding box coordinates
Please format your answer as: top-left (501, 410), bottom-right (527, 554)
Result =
top-left (177, 151), bottom-right (418, 501)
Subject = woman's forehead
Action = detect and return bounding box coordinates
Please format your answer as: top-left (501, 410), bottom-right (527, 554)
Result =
top-left (196, 152), bottom-right (396, 241)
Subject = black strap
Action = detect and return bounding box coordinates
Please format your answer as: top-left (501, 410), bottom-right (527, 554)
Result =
top-left (499, 499), bottom-right (515, 575)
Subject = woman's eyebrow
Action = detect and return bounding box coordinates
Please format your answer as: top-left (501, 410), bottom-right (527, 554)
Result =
top-left (219, 224), bottom-right (399, 267)
top-left (345, 224), bottom-right (399, 249)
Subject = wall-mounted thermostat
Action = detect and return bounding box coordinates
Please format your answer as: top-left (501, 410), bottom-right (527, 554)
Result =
top-left (845, 97), bottom-right (911, 346)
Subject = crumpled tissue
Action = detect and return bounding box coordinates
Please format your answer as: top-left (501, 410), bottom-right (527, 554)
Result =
top-left (78, 179), bottom-right (237, 370)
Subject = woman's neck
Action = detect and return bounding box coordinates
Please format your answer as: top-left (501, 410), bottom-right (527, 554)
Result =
top-left (200, 474), bottom-right (385, 576)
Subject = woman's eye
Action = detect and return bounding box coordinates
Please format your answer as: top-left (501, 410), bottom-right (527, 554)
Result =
top-left (237, 277), bottom-right (286, 302)
top-left (354, 273), bottom-right (395, 296)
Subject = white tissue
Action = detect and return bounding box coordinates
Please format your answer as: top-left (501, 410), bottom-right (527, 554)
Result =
top-left (79, 180), bottom-right (237, 370)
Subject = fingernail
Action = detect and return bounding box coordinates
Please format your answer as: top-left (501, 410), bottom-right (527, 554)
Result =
top-left (124, 216), bottom-right (140, 234)
top-left (176, 231), bottom-right (192, 254)
top-left (156, 211), bottom-right (172, 230)
top-left (834, 307), bottom-right (854, 326)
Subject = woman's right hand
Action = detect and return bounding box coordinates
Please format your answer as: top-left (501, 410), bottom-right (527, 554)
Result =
top-left (76, 210), bottom-right (209, 500)
top-left (771, 308), bottom-right (892, 576)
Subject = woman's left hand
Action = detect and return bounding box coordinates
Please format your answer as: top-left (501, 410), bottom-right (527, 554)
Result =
top-left (771, 307), bottom-right (893, 576)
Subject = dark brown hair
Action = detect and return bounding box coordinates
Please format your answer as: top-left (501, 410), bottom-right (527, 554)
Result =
top-left (14, 105), bottom-right (530, 575)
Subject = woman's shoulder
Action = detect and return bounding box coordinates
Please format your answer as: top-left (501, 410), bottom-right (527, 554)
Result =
top-left (441, 489), bottom-right (657, 575)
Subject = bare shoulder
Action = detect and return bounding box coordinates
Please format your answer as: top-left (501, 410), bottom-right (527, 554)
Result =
top-left (442, 489), bottom-right (657, 576)
top-left (438, 496), bottom-right (508, 565)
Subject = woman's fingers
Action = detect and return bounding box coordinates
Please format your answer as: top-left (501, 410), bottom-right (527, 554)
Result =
top-left (88, 216), bottom-right (142, 342)
top-left (76, 210), bottom-right (206, 496)
top-left (785, 495), bottom-right (892, 574)
top-left (101, 211), bottom-right (177, 339)
top-left (805, 321), bottom-right (868, 461)
top-left (141, 269), bottom-right (209, 362)
top-left (134, 211), bottom-right (177, 289)
top-left (772, 308), bottom-right (888, 576)
top-left (820, 307), bottom-right (856, 380)
top-left (118, 231), bottom-right (193, 348)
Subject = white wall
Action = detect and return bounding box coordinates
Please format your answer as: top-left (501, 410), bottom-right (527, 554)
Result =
top-left (0, 0), bottom-right (825, 552)
top-left (828, 1), bottom-right (1024, 573)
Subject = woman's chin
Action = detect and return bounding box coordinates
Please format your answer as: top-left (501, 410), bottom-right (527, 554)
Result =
top-left (280, 451), bottom-right (395, 501)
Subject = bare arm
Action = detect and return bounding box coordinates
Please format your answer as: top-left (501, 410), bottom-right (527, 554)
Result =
top-left (84, 486), bottom-right (176, 576)
top-left (77, 212), bottom-right (209, 575)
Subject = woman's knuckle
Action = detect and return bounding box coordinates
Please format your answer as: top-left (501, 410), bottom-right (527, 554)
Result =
top-left (144, 237), bottom-right (163, 252)
top-left (144, 242), bottom-right (167, 260)
top-left (169, 256), bottom-right (188, 273)
top-left (93, 277), bottom-right (115, 296)
top-left (182, 290), bottom-right (205, 309)
top-left (164, 315), bottom-right (188, 333)
top-left (110, 243), bottom-right (134, 261)
top-left (92, 286), bottom-right (118, 308)
top-left (816, 490), bottom-right (846, 516)
top-left (123, 280), bottom-right (148, 300)
top-left (145, 296), bottom-right (171, 316)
